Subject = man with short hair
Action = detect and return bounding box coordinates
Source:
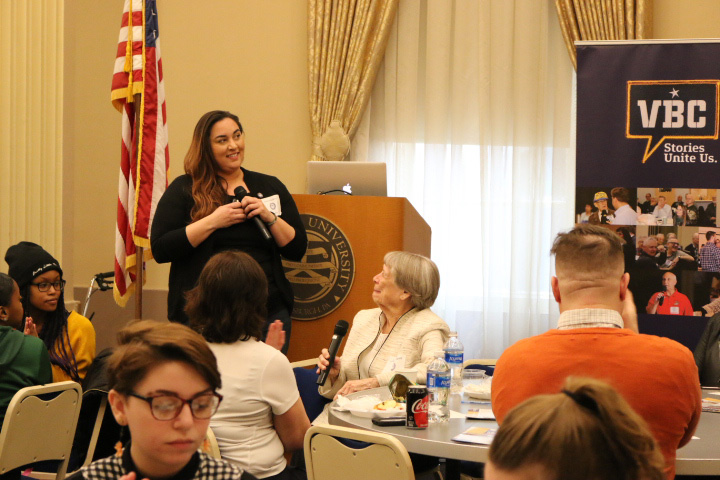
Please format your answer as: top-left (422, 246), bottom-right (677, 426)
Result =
top-left (492, 225), bottom-right (701, 479)
top-left (699, 231), bottom-right (720, 272)
top-left (655, 232), bottom-right (667, 254)
top-left (671, 194), bottom-right (684, 212)
top-left (646, 272), bottom-right (693, 315)
top-left (610, 187), bottom-right (638, 225)
top-left (637, 236), bottom-right (660, 265)
top-left (659, 238), bottom-right (695, 271)
top-left (705, 196), bottom-right (717, 226)
top-left (588, 191), bottom-right (614, 225)
top-left (686, 194), bottom-right (699, 226)
top-left (640, 192), bottom-right (653, 214)
top-left (629, 236), bottom-right (663, 321)
top-left (653, 196), bottom-right (672, 222)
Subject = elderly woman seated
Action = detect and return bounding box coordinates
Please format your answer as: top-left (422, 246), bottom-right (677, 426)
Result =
top-left (316, 251), bottom-right (450, 419)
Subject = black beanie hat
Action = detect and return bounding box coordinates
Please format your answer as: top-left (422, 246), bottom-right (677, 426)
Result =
top-left (4, 241), bottom-right (63, 290)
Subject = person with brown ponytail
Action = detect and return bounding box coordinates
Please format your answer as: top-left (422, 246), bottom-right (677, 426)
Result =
top-left (486, 377), bottom-right (666, 480)
top-left (151, 111), bottom-right (306, 353)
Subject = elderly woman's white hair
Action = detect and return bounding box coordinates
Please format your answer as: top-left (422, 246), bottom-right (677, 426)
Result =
top-left (383, 251), bottom-right (440, 310)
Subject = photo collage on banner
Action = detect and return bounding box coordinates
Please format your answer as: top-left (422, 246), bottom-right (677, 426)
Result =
top-left (576, 41), bottom-right (720, 343)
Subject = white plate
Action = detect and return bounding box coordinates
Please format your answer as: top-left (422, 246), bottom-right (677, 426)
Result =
top-left (464, 384), bottom-right (491, 400)
top-left (347, 404), bottom-right (406, 418)
top-left (465, 391), bottom-right (491, 400)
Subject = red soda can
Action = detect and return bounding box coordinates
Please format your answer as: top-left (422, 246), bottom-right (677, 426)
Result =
top-left (406, 385), bottom-right (428, 429)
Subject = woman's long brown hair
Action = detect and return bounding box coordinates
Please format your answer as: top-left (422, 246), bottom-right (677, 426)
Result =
top-left (183, 110), bottom-right (244, 221)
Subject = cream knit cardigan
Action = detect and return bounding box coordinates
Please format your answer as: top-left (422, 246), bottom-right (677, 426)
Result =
top-left (318, 307), bottom-right (450, 401)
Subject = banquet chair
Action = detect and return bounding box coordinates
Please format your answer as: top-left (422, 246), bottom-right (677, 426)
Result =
top-left (201, 427), bottom-right (222, 459)
top-left (304, 424), bottom-right (415, 480)
top-left (60, 395), bottom-right (110, 475)
top-left (293, 363), bottom-right (331, 422)
top-left (290, 358), bottom-right (318, 368)
top-left (0, 381), bottom-right (82, 480)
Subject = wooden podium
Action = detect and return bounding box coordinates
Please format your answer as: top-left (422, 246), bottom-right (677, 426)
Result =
top-left (286, 194), bottom-right (431, 362)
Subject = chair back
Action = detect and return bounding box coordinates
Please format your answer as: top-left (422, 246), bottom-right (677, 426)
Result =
top-left (72, 348), bottom-right (122, 468)
top-left (293, 366), bottom-right (331, 422)
top-left (67, 394), bottom-right (113, 471)
top-left (304, 424), bottom-right (415, 480)
top-left (202, 427), bottom-right (222, 459)
top-left (0, 381), bottom-right (82, 480)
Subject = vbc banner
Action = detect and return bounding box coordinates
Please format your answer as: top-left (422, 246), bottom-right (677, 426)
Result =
top-left (576, 41), bottom-right (720, 333)
top-left (577, 41), bottom-right (720, 187)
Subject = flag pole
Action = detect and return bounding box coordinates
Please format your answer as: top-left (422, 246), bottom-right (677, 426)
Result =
top-left (134, 93), bottom-right (143, 320)
top-left (112, 0), bottom-right (167, 315)
top-left (135, 246), bottom-right (144, 319)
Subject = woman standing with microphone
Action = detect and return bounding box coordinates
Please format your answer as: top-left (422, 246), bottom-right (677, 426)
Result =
top-left (151, 111), bottom-right (306, 353)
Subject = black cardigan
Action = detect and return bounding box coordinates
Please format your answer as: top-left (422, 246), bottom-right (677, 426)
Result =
top-left (150, 169), bottom-right (307, 324)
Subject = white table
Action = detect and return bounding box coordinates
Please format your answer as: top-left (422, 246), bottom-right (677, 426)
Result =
top-left (328, 387), bottom-right (720, 478)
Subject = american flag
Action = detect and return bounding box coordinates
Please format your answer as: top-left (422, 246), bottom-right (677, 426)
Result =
top-left (111, 0), bottom-right (169, 307)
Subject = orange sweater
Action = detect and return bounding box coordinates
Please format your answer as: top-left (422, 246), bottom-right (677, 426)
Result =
top-left (492, 328), bottom-right (701, 479)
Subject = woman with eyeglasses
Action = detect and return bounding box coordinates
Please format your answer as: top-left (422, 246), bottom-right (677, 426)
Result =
top-left (185, 251), bottom-right (310, 480)
top-left (4, 241), bottom-right (95, 382)
top-left (486, 377), bottom-right (665, 480)
top-left (66, 320), bottom-right (257, 480)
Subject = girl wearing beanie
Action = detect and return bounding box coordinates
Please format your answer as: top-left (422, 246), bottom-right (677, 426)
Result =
top-left (4, 241), bottom-right (96, 382)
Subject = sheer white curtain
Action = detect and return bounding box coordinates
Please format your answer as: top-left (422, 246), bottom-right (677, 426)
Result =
top-left (351, 0), bottom-right (576, 358)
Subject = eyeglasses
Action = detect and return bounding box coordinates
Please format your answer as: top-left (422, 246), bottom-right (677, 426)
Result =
top-left (30, 280), bottom-right (66, 292)
top-left (128, 391), bottom-right (222, 421)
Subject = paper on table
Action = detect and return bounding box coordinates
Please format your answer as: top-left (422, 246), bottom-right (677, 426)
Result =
top-left (466, 408), bottom-right (495, 420)
top-left (452, 427), bottom-right (497, 445)
top-left (701, 397), bottom-right (720, 413)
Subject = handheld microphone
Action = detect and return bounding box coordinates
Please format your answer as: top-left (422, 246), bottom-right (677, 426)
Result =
top-left (658, 287), bottom-right (666, 306)
top-left (317, 319), bottom-right (350, 386)
top-left (234, 186), bottom-right (272, 242)
top-left (600, 209), bottom-right (609, 224)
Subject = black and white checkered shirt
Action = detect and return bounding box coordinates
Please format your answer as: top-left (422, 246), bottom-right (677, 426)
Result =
top-left (67, 445), bottom-right (257, 480)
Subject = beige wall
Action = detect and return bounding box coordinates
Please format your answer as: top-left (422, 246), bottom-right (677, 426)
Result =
top-left (64, 1), bottom-right (310, 289)
top-left (64, 1), bottom-right (310, 348)
top-left (62, 0), bottom-right (720, 350)
top-left (64, 0), bottom-right (311, 288)
top-left (654, 0), bottom-right (720, 38)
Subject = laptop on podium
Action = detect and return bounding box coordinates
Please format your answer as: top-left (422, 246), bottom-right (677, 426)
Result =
top-left (306, 161), bottom-right (387, 196)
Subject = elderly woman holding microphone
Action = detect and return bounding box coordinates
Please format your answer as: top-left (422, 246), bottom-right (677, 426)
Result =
top-left (316, 251), bottom-right (450, 407)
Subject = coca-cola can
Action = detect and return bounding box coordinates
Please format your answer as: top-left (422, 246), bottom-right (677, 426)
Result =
top-left (406, 385), bottom-right (428, 429)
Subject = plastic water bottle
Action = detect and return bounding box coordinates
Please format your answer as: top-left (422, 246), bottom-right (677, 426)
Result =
top-left (426, 352), bottom-right (450, 423)
top-left (444, 332), bottom-right (464, 393)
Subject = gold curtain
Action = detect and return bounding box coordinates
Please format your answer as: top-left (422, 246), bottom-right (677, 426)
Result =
top-left (308, 0), bottom-right (398, 161)
top-left (555, 0), bottom-right (653, 69)
top-left (0, 0), bottom-right (64, 258)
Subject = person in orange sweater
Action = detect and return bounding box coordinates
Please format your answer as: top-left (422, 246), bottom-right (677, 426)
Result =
top-left (491, 224), bottom-right (701, 479)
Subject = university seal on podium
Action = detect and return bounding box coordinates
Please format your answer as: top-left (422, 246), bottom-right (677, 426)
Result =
top-left (282, 214), bottom-right (355, 320)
